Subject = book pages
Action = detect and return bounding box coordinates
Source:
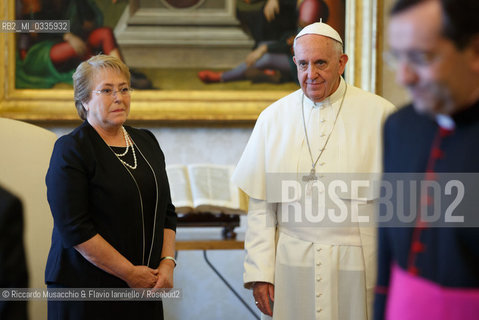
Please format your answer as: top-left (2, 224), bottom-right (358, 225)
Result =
top-left (188, 164), bottom-right (242, 213)
top-left (166, 165), bottom-right (194, 213)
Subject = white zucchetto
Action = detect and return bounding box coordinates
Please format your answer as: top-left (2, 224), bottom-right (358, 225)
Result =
top-left (294, 22), bottom-right (343, 45)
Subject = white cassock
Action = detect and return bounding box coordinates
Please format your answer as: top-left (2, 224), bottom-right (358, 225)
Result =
top-left (232, 78), bottom-right (395, 320)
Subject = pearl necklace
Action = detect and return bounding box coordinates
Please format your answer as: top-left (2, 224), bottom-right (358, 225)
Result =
top-left (113, 126), bottom-right (130, 157)
top-left (114, 126), bottom-right (137, 170)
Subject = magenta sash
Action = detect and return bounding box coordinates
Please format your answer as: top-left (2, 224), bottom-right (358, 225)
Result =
top-left (386, 264), bottom-right (479, 320)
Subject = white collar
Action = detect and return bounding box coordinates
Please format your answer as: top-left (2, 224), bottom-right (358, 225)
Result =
top-left (436, 114), bottom-right (456, 130)
top-left (303, 77), bottom-right (346, 109)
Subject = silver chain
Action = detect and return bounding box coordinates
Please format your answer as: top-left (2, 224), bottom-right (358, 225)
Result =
top-left (301, 84), bottom-right (348, 173)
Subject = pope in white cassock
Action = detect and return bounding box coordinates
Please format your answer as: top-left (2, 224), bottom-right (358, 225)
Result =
top-left (232, 22), bottom-right (395, 320)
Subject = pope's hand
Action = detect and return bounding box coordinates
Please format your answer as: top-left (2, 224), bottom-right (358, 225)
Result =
top-left (253, 282), bottom-right (275, 316)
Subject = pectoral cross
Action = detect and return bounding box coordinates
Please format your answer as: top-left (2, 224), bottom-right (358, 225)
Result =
top-left (302, 168), bottom-right (317, 182)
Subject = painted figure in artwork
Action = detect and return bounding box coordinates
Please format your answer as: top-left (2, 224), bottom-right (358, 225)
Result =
top-left (15, 0), bottom-right (152, 89)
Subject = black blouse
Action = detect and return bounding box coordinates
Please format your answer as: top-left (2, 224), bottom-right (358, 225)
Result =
top-left (110, 144), bottom-right (156, 266)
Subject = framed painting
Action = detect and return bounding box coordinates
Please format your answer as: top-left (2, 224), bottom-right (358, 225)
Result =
top-left (0, 0), bottom-right (383, 122)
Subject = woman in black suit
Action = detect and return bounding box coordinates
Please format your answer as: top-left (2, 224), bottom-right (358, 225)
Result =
top-left (45, 54), bottom-right (177, 319)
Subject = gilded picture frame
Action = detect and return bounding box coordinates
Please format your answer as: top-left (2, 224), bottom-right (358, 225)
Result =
top-left (0, 0), bottom-right (383, 122)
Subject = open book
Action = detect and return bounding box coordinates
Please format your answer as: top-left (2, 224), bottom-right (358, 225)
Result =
top-left (166, 164), bottom-right (248, 214)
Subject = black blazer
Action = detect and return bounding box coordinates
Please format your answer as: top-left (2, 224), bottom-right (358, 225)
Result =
top-left (374, 103), bottom-right (479, 319)
top-left (45, 121), bottom-right (176, 288)
top-left (0, 185), bottom-right (28, 320)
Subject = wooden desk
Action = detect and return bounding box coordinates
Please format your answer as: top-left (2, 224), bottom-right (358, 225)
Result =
top-left (176, 239), bottom-right (244, 251)
top-left (176, 213), bottom-right (241, 240)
